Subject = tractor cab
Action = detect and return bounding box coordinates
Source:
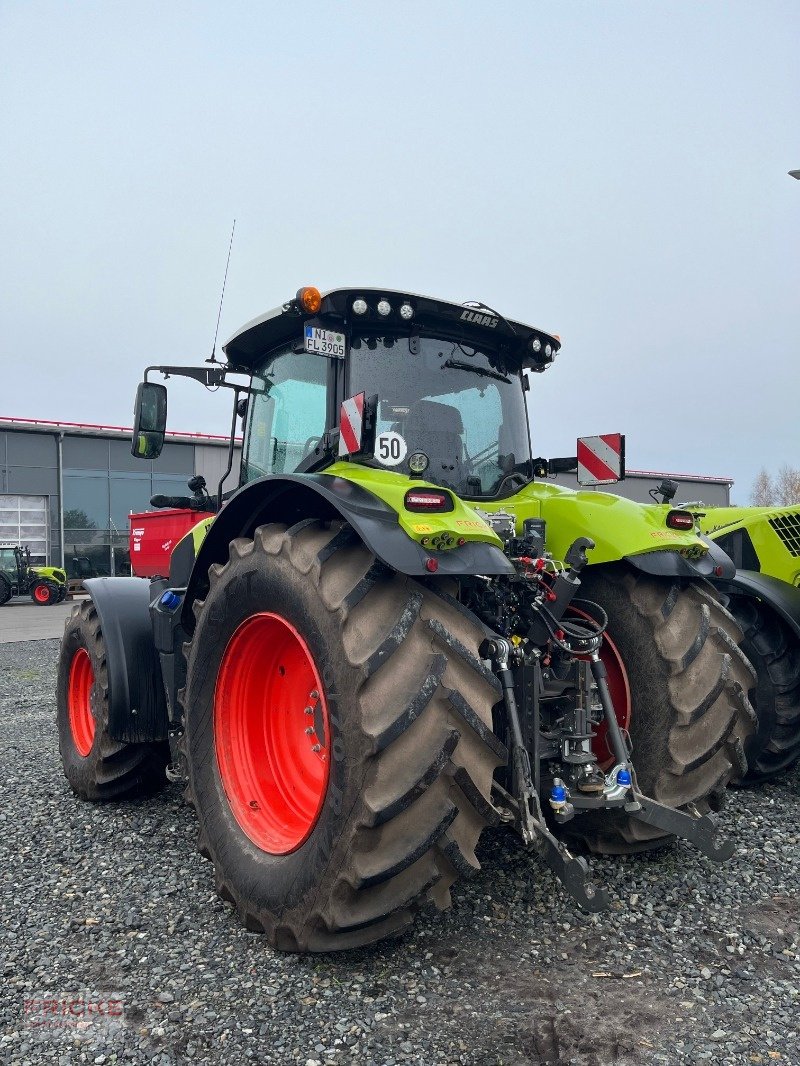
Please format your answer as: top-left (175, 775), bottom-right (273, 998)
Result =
top-left (0, 544), bottom-right (24, 583)
top-left (227, 287), bottom-right (561, 500)
top-left (132, 287), bottom-right (562, 507)
top-left (243, 327), bottom-right (540, 498)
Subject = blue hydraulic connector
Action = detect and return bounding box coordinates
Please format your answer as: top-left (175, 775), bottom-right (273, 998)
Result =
top-left (549, 780), bottom-right (568, 811)
top-left (160, 590), bottom-right (182, 611)
top-left (616, 767), bottom-right (632, 787)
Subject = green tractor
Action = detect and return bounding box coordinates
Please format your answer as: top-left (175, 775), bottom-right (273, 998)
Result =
top-left (647, 482), bottom-right (800, 784)
top-left (0, 543), bottom-right (67, 606)
top-left (56, 287), bottom-right (755, 951)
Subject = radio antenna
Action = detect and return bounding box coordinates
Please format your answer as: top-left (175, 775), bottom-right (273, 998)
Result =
top-left (208, 218), bottom-right (236, 363)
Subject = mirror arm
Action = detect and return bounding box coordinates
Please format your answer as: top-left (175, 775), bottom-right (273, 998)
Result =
top-left (217, 386), bottom-right (245, 511)
top-left (144, 365), bottom-right (253, 392)
top-left (549, 456), bottom-right (578, 475)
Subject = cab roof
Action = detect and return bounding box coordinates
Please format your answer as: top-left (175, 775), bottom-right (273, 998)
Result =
top-left (222, 287), bottom-right (561, 372)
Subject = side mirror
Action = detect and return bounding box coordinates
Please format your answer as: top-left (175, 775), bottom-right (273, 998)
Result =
top-left (131, 382), bottom-right (168, 459)
top-left (576, 433), bottom-right (625, 486)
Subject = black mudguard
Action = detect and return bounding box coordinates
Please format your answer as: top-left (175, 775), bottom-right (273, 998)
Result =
top-left (714, 570), bottom-right (800, 643)
top-left (83, 577), bottom-right (169, 743)
top-left (625, 535), bottom-right (735, 581)
top-left (179, 473), bottom-right (513, 628)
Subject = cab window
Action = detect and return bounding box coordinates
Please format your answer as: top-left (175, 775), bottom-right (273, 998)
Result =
top-left (243, 348), bottom-right (328, 481)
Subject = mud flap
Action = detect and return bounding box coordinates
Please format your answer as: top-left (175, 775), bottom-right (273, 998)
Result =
top-left (83, 577), bottom-right (168, 744)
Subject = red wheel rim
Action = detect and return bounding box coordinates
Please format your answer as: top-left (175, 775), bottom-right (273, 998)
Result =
top-left (68, 648), bottom-right (96, 757)
top-left (214, 613), bottom-right (331, 855)
top-left (34, 584), bottom-right (50, 603)
top-left (568, 606), bottom-right (632, 770)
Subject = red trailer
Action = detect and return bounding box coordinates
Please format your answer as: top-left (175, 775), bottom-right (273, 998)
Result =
top-left (129, 508), bottom-right (214, 579)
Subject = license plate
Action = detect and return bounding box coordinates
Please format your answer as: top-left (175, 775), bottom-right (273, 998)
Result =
top-left (305, 326), bottom-right (345, 358)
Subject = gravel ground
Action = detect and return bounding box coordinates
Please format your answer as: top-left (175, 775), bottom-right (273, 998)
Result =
top-left (2, 638), bottom-right (799, 1066)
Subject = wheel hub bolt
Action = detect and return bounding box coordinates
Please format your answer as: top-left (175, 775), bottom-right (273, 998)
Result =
top-left (305, 726), bottom-right (314, 735)
top-left (311, 744), bottom-right (321, 753)
top-left (304, 706), bottom-right (313, 715)
top-left (310, 690), bottom-right (319, 700)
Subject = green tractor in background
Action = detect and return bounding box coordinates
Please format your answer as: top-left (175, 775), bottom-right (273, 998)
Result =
top-left (56, 287), bottom-right (755, 951)
top-left (0, 543), bottom-right (67, 606)
top-left (647, 481), bottom-right (800, 784)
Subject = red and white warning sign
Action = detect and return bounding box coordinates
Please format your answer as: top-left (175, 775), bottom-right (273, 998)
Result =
top-left (338, 392), bottom-right (365, 456)
top-left (576, 433), bottom-right (626, 486)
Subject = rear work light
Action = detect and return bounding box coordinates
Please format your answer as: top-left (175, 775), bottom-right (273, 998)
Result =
top-left (404, 489), bottom-right (454, 513)
top-left (666, 509), bottom-right (695, 531)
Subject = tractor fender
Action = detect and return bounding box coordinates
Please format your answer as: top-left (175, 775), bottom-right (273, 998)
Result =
top-left (714, 570), bottom-right (800, 643)
top-left (624, 535), bottom-right (735, 581)
top-left (83, 577), bottom-right (169, 743)
top-left (181, 473), bottom-right (513, 627)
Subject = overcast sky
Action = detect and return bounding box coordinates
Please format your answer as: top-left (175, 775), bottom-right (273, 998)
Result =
top-left (1, 1), bottom-right (797, 501)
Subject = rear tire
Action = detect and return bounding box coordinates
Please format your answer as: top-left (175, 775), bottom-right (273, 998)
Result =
top-left (57, 599), bottom-right (169, 800)
top-left (0, 575), bottom-right (11, 606)
top-left (181, 520), bottom-right (505, 952)
top-left (565, 565), bottom-right (756, 854)
top-left (726, 596), bottom-right (800, 784)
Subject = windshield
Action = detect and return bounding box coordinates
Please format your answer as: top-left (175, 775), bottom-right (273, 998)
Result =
top-left (349, 335), bottom-right (533, 497)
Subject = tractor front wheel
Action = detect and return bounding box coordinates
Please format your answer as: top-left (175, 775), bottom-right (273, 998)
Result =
top-left (726, 596), bottom-right (800, 784)
top-left (565, 565), bottom-right (756, 854)
top-left (0, 575), bottom-right (11, 606)
top-left (31, 580), bottom-right (58, 606)
top-left (181, 520), bottom-right (505, 952)
top-left (57, 599), bottom-right (169, 799)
